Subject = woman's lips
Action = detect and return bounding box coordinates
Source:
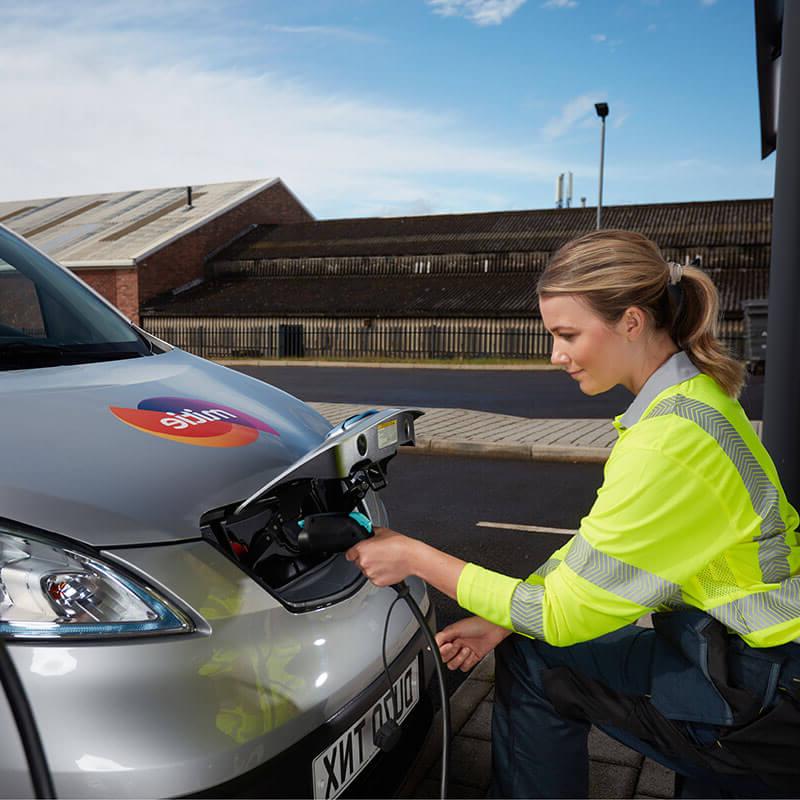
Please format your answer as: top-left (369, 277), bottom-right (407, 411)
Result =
top-left (568, 370), bottom-right (584, 379)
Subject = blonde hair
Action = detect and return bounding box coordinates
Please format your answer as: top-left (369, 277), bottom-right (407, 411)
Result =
top-left (538, 229), bottom-right (745, 397)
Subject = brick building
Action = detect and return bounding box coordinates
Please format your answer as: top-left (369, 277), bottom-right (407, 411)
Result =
top-left (0, 178), bottom-right (311, 323)
top-left (141, 198), bottom-right (771, 361)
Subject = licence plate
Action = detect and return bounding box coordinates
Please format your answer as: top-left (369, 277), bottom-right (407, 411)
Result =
top-left (312, 658), bottom-right (420, 800)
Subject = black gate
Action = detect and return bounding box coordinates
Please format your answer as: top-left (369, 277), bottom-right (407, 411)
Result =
top-left (278, 324), bottom-right (305, 357)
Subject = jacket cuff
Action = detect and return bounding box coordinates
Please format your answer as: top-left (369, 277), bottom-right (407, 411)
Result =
top-left (456, 562), bottom-right (521, 629)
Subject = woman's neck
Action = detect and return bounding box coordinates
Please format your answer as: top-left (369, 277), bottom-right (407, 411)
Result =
top-left (628, 338), bottom-right (680, 396)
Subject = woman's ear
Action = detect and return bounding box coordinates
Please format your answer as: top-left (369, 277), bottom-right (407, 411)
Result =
top-left (622, 306), bottom-right (647, 341)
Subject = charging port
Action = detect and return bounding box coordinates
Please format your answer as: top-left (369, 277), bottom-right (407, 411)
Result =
top-left (201, 472), bottom-right (375, 611)
top-left (203, 408), bottom-right (422, 611)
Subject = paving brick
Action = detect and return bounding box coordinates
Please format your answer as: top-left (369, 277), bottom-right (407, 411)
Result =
top-left (635, 758), bottom-right (675, 798)
top-left (449, 674), bottom-right (494, 734)
top-left (589, 727), bottom-right (645, 768)
top-left (470, 652), bottom-right (495, 682)
top-left (411, 777), bottom-right (441, 798)
top-left (413, 777), bottom-right (484, 799)
top-left (459, 700), bottom-right (493, 741)
top-left (431, 736), bottom-right (492, 790)
top-left (589, 760), bottom-right (639, 799)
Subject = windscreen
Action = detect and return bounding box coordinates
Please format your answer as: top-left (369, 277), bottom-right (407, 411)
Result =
top-left (0, 226), bottom-right (150, 369)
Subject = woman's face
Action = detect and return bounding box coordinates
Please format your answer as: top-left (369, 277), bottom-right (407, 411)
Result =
top-left (539, 293), bottom-right (633, 395)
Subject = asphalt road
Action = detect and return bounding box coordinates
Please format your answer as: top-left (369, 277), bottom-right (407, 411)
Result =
top-left (232, 364), bottom-right (765, 420)
top-left (380, 451), bottom-right (604, 696)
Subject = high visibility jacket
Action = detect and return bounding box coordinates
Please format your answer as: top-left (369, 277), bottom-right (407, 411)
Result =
top-left (457, 351), bottom-right (800, 648)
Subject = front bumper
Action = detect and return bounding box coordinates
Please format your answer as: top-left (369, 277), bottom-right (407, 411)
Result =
top-left (184, 603), bottom-right (436, 799)
top-left (0, 541), bottom-right (434, 799)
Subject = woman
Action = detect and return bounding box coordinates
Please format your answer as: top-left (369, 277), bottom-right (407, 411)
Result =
top-left (346, 230), bottom-right (800, 798)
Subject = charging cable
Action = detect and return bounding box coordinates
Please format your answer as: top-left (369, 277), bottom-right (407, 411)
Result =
top-left (0, 638), bottom-right (55, 798)
top-left (386, 581), bottom-right (451, 800)
top-left (299, 512), bottom-right (451, 799)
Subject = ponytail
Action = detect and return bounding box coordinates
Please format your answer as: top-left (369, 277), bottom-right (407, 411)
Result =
top-left (671, 266), bottom-right (745, 397)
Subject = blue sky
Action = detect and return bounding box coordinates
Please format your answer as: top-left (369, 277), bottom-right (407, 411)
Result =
top-left (0, 0), bottom-right (772, 219)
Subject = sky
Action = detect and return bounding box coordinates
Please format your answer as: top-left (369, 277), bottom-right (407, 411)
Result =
top-left (0, 0), bottom-right (773, 219)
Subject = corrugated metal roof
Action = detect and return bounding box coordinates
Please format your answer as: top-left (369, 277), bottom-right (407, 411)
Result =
top-left (0, 179), bottom-right (281, 266)
top-left (216, 198), bottom-right (772, 261)
top-left (143, 267), bottom-right (765, 319)
top-left (144, 274), bottom-right (539, 318)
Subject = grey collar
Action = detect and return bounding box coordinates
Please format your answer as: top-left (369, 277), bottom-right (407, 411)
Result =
top-left (618, 351), bottom-right (700, 429)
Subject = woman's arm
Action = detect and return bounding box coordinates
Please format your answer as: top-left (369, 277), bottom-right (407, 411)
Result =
top-left (345, 526), bottom-right (467, 598)
top-left (346, 528), bottom-right (512, 670)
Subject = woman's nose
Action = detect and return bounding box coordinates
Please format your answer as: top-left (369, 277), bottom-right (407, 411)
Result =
top-left (551, 346), bottom-right (569, 366)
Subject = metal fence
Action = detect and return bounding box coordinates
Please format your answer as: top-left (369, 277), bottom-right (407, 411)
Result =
top-left (142, 315), bottom-right (745, 362)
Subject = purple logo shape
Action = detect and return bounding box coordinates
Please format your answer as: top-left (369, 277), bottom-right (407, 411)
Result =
top-left (137, 397), bottom-right (280, 436)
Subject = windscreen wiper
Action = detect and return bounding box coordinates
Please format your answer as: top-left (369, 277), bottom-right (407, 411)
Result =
top-left (0, 341), bottom-right (143, 367)
top-left (0, 341), bottom-right (66, 357)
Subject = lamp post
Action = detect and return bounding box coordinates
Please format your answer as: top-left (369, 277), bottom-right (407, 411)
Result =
top-left (595, 102), bottom-right (609, 229)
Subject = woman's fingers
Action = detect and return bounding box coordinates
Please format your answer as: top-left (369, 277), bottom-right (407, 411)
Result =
top-left (461, 651), bottom-right (481, 672)
top-left (442, 644), bottom-right (475, 671)
top-left (437, 641), bottom-right (461, 665)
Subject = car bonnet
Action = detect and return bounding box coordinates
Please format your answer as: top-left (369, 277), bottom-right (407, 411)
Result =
top-left (1, 350), bottom-right (332, 546)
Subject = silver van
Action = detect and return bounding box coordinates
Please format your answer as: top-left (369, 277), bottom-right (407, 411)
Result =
top-left (0, 223), bottom-right (434, 798)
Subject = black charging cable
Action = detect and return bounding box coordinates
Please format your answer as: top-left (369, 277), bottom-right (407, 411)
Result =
top-left (0, 638), bottom-right (55, 798)
top-left (380, 581), bottom-right (451, 800)
top-left (298, 511), bottom-right (452, 799)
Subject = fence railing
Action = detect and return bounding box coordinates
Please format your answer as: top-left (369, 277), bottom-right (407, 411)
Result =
top-left (142, 315), bottom-right (745, 362)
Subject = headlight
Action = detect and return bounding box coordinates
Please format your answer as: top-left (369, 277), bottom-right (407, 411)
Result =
top-left (0, 527), bottom-right (192, 640)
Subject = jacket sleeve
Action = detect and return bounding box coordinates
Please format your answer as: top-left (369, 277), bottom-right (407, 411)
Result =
top-left (457, 442), bottom-right (734, 646)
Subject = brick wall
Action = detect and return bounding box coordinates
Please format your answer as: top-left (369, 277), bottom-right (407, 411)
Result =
top-left (0, 267), bottom-right (140, 329)
top-left (0, 273), bottom-right (46, 333)
top-left (77, 268), bottom-right (140, 324)
top-left (136, 181), bottom-right (312, 306)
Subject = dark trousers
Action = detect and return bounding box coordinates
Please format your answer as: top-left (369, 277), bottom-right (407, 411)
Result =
top-left (490, 620), bottom-right (800, 799)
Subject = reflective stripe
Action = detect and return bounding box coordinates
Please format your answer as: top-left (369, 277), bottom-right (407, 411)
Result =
top-left (564, 534), bottom-right (680, 608)
top-left (709, 577), bottom-right (800, 637)
top-left (510, 583), bottom-right (545, 638)
top-left (532, 558), bottom-right (560, 579)
top-left (644, 395), bottom-right (791, 583)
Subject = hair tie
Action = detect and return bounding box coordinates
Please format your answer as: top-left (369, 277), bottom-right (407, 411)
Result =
top-left (668, 261), bottom-right (684, 285)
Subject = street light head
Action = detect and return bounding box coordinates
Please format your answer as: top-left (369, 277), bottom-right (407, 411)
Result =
top-left (595, 102), bottom-right (609, 119)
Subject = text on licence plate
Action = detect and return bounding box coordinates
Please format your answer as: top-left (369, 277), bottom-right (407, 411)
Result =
top-left (312, 658), bottom-right (420, 800)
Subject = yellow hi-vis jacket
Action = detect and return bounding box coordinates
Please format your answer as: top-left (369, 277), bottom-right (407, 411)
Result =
top-left (457, 351), bottom-right (800, 649)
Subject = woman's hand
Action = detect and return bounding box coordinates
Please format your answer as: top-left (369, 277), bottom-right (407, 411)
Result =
top-left (347, 527), bottom-right (468, 601)
top-left (435, 616), bottom-right (511, 672)
top-left (345, 527), bottom-right (420, 587)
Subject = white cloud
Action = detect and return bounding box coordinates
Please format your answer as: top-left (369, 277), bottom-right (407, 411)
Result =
top-left (612, 111), bottom-right (630, 129)
top-left (542, 0), bottom-right (578, 8)
top-left (542, 93), bottom-right (606, 140)
top-left (700, 0), bottom-right (718, 5)
top-left (591, 33), bottom-right (607, 42)
top-left (0, 3), bottom-right (575, 217)
top-left (263, 24), bottom-right (382, 44)
top-left (427, 0), bottom-right (527, 26)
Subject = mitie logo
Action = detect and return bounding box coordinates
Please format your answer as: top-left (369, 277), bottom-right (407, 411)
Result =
top-left (109, 397), bottom-right (280, 447)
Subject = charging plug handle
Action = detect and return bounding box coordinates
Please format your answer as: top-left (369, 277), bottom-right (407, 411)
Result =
top-left (298, 512), bottom-right (373, 553)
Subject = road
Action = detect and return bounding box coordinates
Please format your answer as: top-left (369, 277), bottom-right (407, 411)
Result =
top-left (231, 364), bottom-right (765, 420)
top-left (379, 451), bottom-right (604, 696)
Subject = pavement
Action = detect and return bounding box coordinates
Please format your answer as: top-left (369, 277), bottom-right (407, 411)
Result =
top-left (309, 402), bottom-right (619, 464)
top-left (307, 401), bottom-right (686, 798)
